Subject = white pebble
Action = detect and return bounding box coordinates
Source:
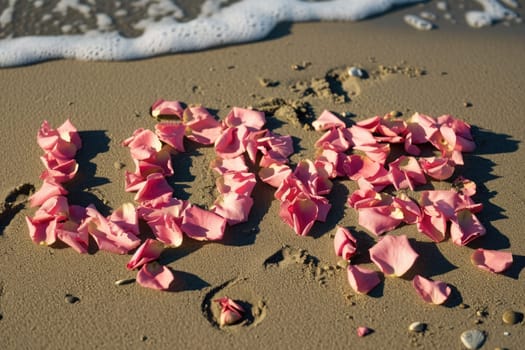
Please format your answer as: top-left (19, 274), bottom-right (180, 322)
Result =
top-left (460, 329), bottom-right (486, 350)
top-left (436, 1), bottom-right (448, 11)
top-left (420, 11), bottom-right (436, 21)
top-left (348, 66), bottom-right (365, 78)
top-left (404, 14), bottom-right (434, 31)
top-left (408, 322), bottom-right (426, 332)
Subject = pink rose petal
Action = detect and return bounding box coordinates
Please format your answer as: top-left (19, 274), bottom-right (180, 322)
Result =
top-left (333, 226), bottom-right (357, 260)
top-left (419, 157), bottom-right (455, 180)
top-left (450, 209), bottom-right (486, 246)
top-left (357, 326), bottom-right (373, 337)
top-left (416, 211), bottom-right (447, 242)
top-left (258, 164), bottom-right (293, 188)
top-left (412, 275), bottom-right (451, 305)
top-left (181, 205), bottom-right (226, 241)
top-left (109, 202), bottom-right (139, 236)
top-left (122, 128), bottom-right (162, 161)
top-left (346, 265), bottom-right (381, 294)
top-left (55, 220), bottom-right (89, 254)
top-left (279, 194), bottom-right (318, 236)
top-left (29, 179), bottom-right (68, 207)
top-left (369, 235), bottom-right (418, 277)
top-left (134, 173), bottom-right (173, 204)
top-left (127, 238), bottom-right (165, 270)
top-left (216, 171), bottom-right (256, 196)
top-left (471, 248), bottom-right (513, 273)
top-left (388, 156), bottom-right (426, 191)
top-left (312, 109), bottom-right (345, 131)
top-left (224, 107), bottom-right (266, 130)
top-left (315, 128), bottom-right (351, 152)
top-left (210, 156), bottom-right (248, 175)
top-left (214, 126), bottom-right (248, 159)
top-left (214, 296), bottom-right (245, 326)
top-left (357, 206), bottom-right (403, 236)
top-left (183, 105), bottom-right (223, 145)
top-left (155, 122), bottom-right (186, 152)
top-left (151, 99), bottom-right (184, 119)
top-left (136, 262), bottom-right (174, 291)
top-left (25, 216), bottom-right (57, 246)
top-left (211, 192), bottom-right (253, 225)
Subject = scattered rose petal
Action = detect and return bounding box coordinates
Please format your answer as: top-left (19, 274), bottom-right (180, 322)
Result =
top-left (450, 209), bottom-right (486, 246)
top-left (312, 109), bottom-right (345, 131)
top-left (211, 192), bottom-right (253, 225)
top-left (214, 296), bottom-right (245, 326)
top-left (183, 105), bottom-right (223, 145)
top-left (151, 99), bottom-right (184, 119)
top-left (357, 326), bottom-right (373, 337)
top-left (224, 107), bottom-right (265, 130)
top-left (136, 262), bottom-right (174, 291)
top-left (419, 157), bottom-right (455, 180)
top-left (347, 265), bottom-right (381, 294)
top-left (181, 205), bottom-right (226, 241)
top-left (369, 235), bottom-right (418, 277)
top-left (29, 179), bottom-right (68, 207)
top-left (471, 248), bottom-right (513, 273)
top-left (134, 173), bottom-right (173, 205)
top-left (155, 122), bottom-right (186, 152)
top-left (258, 164), bottom-right (292, 188)
top-left (412, 275), bottom-right (451, 305)
top-left (333, 226), bottom-right (357, 260)
top-left (127, 239), bottom-right (165, 270)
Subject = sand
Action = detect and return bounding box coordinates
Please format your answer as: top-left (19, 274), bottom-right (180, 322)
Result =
top-left (1, 4), bottom-right (524, 349)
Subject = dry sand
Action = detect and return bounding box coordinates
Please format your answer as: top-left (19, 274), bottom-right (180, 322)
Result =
top-left (1, 4), bottom-right (524, 349)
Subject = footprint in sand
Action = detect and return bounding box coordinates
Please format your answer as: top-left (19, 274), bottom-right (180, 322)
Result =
top-left (263, 245), bottom-right (338, 287)
top-left (201, 278), bottom-right (267, 331)
top-left (0, 183), bottom-right (35, 233)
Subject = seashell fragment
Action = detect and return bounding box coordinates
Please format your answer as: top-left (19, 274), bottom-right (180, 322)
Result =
top-left (409, 322), bottom-right (427, 332)
top-left (404, 15), bottom-right (434, 31)
top-left (460, 329), bottom-right (486, 350)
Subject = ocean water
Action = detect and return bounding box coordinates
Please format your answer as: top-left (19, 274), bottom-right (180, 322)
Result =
top-left (0, 0), bottom-right (520, 67)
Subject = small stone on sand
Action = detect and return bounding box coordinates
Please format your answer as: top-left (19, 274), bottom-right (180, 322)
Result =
top-left (408, 322), bottom-right (426, 332)
top-left (348, 66), bottom-right (365, 78)
top-left (65, 294), bottom-right (80, 304)
top-left (113, 161), bottom-right (125, 170)
top-left (460, 329), bottom-right (486, 350)
top-left (502, 309), bottom-right (523, 325)
top-left (114, 278), bottom-right (136, 286)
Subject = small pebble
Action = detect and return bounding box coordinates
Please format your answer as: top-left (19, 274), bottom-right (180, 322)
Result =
top-left (141, 335), bottom-right (148, 341)
top-left (459, 303), bottom-right (470, 309)
top-left (404, 14), bottom-right (434, 31)
top-left (114, 278), bottom-right (136, 286)
top-left (65, 294), bottom-right (80, 304)
top-left (348, 66), bottom-right (365, 78)
top-left (436, 1), bottom-right (448, 11)
top-left (408, 322), bottom-right (427, 332)
top-left (113, 161), bottom-right (125, 170)
top-left (503, 331), bottom-right (510, 336)
top-left (463, 101), bottom-right (473, 108)
top-left (460, 329), bottom-right (486, 350)
top-left (502, 309), bottom-right (523, 325)
top-left (474, 319), bottom-right (483, 325)
top-left (134, 110), bottom-right (141, 117)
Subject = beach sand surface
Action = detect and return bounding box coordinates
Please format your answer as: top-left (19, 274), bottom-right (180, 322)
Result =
top-left (1, 5), bottom-right (524, 349)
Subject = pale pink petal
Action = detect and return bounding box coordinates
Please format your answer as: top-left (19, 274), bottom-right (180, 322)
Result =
top-left (25, 216), bottom-right (56, 246)
top-left (450, 210), bottom-right (486, 246)
top-left (471, 248), bottom-right (513, 273)
top-left (437, 114), bottom-right (475, 152)
top-left (315, 149), bottom-right (346, 178)
top-left (37, 120), bottom-right (60, 151)
top-left (210, 156), bottom-right (248, 175)
top-left (216, 171), bottom-right (256, 196)
top-left (127, 239), bottom-right (165, 270)
top-left (56, 119), bottom-right (82, 149)
top-left (333, 226), bottom-right (357, 260)
top-left (453, 177), bottom-right (477, 197)
top-left (225, 107), bottom-right (266, 130)
top-left (136, 262), bottom-right (174, 291)
top-left (29, 179), bottom-right (68, 207)
top-left (33, 195), bottom-right (69, 222)
top-left (258, 164), bottom-right (292, 188)
top-left (214, 296), bottom-right (245, 326)
top-left (369, 235), bottom-right (418, 277)
top-left (310, 195), bottom-right (331, 222)
top-left (40, 154), bottom-right (79, 182)
top-left (420, 190), bottom-right (459, 220)
top-left (123, 128), bottom-right (162, 161)
top-left (412, 275), bottom-right (451, 305)
top-left (279, 194), bottom-right (318, 236)
top-left (134, 173), bottom-right (173, 204)
top-left (347, 125), bottom-right (377, 146)
top-left (357, 206), bottom-right (403, 236)
top-left (347, 265), bottom-right (381, 294)
top-left (181, 205), bottom-right (226, 241)
top-left (183, 106), bottom-right (223, 145)
top-left (392, 194), bottom-right (421, 225)
top-left (147, 214), bottom-right (184, 247)
top-left (406, 112), bottom-right (438, 144)
top-left (109, 202), bottom-right (139, 236)
top-left (55, 220), bottom-right (88, 254)
top-left (357, 326), bottom-right (373, 337)
top-left (151, 99), bottom-right (184, 119)
top-left (214, 126), bottom-right (248, 159)
top-left (211, 192), bottom-right (253, 225)
top-left (293, 159), bottom-right (333, 196)
top-left (416, 212), bottom-right (447, 242)
top-left (343, 155), bottom-right (383, 181)
top-left (315, 128), bottom-right (351, 152)
top-left (419, 157), bottom-right (455, 180)
top-left (312, 109), bottom-right (345, 131)
top-left (258, 133), bottom-right (294, 160)
top-left (155, 122), bottom-right (186, 152)
top-left (353, 143), bottom-right (390, 165)
top-left (388, 156), bottom-right (426, 191)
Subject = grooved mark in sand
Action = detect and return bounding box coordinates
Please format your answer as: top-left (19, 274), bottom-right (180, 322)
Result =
top-left (201, 278), bottom-right (267, 330)
top-left (264, 245), bottom-right (339, 287)
top-left (0, 183), bottom-right (35, 233)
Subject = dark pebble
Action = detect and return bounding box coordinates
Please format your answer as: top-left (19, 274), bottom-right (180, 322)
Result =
top-left (65, 294), bottom-right (80, 304)
top-left (502, 310), bottom-right (523, 325)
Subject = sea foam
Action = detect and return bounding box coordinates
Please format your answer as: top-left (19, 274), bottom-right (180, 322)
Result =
top-left (0, 0), bottom-right (423, 67)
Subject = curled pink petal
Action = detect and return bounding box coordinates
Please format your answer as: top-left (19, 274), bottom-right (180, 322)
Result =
top-left (29, 179), bottom-right (68, 207)
top-left (109, 202), bottom-right (139, 236)
top-left (122, 128), bottom-right (162, 161)
top-left (369, 235), bottom-right (418, 277)
top-left (312, 110), bottom-right (345, 131)
top-left (346, 265), bottom-right (381, 294)
top-left (211, 192), bottom-right (253, 225)
top-left (412, 275), bottom-right (451, 305)
top-left (55, 220), bottom-right (89, 254)
top-left (25, 216), bottom-right (57, 246)
top-left (127, 239), bottom-right (165, 270)
top-left (258, 164), bottom-right (292, 188)
top-left (183, 105), bottom-right (223, 145)
top-left (315, 128), bottom-right (351, 152)
top-left (214, 126), bottom-right (248, 159)
top-left (151, 99), bottom-right (184, 119)
top-left (279, 194), bottom-right (318, 236)
top-left (216, 171), bottom-right (256, 196)
top-left (181, 206), bottom-right (226, 241)
top-left (450, 209), bottom-right (486, 246)
top-left (136, 262), bottom-right (174, 291)
top-left (40, 154), bottom-right (78, 182)
top-left (357, 326), bottom-right (373, 337)
top-left (147, 214), bottom-right (184, 247)
top-left (214, 296), bottom-right (245, 326)
top-left (388, 156), bottom-right (426, 191)
top-left (419, 157), bottom-right (455, 180)
top-left (357, 206), bottom-right (403, 236)
top-left (333, 226), bottom-right (357, 260)
top-left (155, 122), bottom-right (186, 152)
top-left (471, 248), bottom-right (513, 273)
top-left (416, 212), bottom-right (447, 242)
top-left (134, 173), bottom-right (173, 204)
top-left (437, 114), bottom-right (475, 152)
top-left (224, 107), bottom-right (266, 130)
top-left (210, 156), bottom-right (248, 175)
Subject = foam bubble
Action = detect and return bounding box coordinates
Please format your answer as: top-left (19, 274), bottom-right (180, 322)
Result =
top-left (466, 0), bottom-right (517, 28)
top-left (1, 0), bottom-right (475, 67)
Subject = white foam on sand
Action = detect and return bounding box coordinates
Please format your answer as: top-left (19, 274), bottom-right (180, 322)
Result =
top-left (0, 0), bottom-right (423, 67)
top-left (466, 0), bottom-right (517, 28)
